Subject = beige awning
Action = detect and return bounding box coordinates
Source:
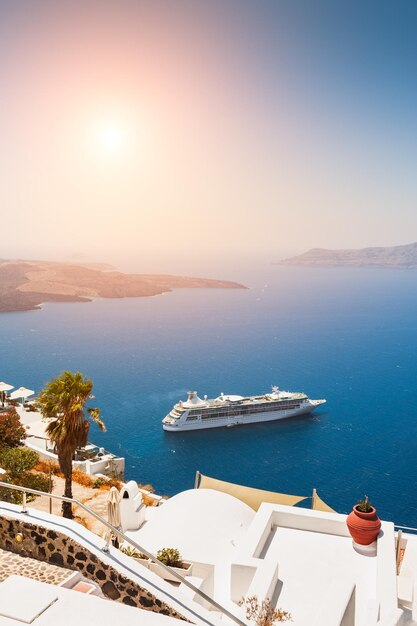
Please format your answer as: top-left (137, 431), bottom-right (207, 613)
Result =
top-left (312, 490), bottom-right (336, 513)
top-left (196, 472), bottom-right (307, 511)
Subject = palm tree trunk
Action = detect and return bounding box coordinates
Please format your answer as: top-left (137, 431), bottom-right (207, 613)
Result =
top-left (62, 468), bottom-right (73, 519)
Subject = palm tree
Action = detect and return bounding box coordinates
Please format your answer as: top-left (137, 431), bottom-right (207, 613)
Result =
top-left (37, 371), bottom-right (106, 519)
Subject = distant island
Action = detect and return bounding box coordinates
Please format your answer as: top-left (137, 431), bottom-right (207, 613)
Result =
top-left (278, 242), bottom-right (417, 268)
top-left (0, 260), bottom-right (246, 313)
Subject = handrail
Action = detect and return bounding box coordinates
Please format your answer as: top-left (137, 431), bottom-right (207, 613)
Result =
top-left (394, 525), bottom-right (417, 533)
top-left (0, 481), bottom-right (246, 626)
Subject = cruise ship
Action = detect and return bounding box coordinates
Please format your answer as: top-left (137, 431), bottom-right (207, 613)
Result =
top-left (162, 386), bottom-right (326, 431)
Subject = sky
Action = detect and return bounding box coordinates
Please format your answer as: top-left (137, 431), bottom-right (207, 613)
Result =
top-left (1, 0), bottom-right (417, 269)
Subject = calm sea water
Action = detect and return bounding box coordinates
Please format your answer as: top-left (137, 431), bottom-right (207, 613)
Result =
top-left (1, 265), bottom-right (416, 526)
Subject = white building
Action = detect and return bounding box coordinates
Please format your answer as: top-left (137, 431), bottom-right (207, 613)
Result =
top-left (124, 488), bottom-right (417, 626)
top-left (0, 483), bottom-right (416, 626)
top-left (16, 405), bottom-right (125, 479)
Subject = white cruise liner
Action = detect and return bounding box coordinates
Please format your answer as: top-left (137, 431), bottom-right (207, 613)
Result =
top-left (162, 386), bottom-right (326, 431)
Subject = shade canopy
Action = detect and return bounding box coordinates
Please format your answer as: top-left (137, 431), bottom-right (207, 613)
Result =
top-left (197, 472), bottom-right (307, 511)
top-left (10, 387), bottom-right (34, 400)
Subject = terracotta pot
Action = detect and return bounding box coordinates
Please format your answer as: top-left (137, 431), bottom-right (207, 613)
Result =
top-left (346, 505), bottom-right (381, 545)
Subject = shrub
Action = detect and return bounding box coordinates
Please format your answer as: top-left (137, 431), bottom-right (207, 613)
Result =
top-left (138, 483), bottom-right (155, 493)
top-left (157, 548), bottom-right (183, 568)
top-left (93, 477), bottom-right (107, 489)
top-left (0, 484), bottom-right (23, 505)
top-left (33, 460), bottom-right (62, 477)
top-left (239, 596), bottom-right (292, 625)
top-left (34, 463), bottom-right (120, 490)
top-left (0, 470), bottom-right (52, 505)
top-left (71, 470), bottom-right (94, 488)
top-left (0, 447), bottom-right (39, 478)
top-left (142, 493), bottom-right (158, 507)
top-left (106, 477), bottom-right (122, 490)
top-left (0, 409), bottom-right (26, 447)
top-left (20, 471), bottom-right (53, 495)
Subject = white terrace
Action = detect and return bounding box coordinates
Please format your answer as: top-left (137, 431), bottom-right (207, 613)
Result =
top-left (0, 483), bottom-right (416, 626)
top-left (124, 487), bottom-right (409, 626)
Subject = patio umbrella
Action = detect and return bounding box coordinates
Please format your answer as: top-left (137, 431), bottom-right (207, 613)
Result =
top-left (0, 382), bottom-right (13, 407)
top-left (10, 387), bottom-right (35, 404)
top-left (106, 487), bottom-right (121, 547)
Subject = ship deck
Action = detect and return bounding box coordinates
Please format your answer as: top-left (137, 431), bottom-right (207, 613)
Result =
top-left (178, 392), bottom-right (308, 411)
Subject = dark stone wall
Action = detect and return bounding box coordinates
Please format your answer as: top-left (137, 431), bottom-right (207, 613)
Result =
top-left (0, 515), bottom-right (187, 620)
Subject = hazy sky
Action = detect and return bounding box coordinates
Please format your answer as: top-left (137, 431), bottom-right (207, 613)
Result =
top-left (1, 0), bottom-right (417, 265)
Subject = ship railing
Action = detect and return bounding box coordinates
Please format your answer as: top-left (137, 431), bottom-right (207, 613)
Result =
top-left (0, 480), bottom-right (247, 626)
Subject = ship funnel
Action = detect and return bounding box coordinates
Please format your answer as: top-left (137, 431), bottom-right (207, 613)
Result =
top-left (183, 390), bottom-right (206, 408)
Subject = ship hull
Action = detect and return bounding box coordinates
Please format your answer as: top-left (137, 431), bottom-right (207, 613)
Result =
top-left (162, 400), bottom-right (325, 432)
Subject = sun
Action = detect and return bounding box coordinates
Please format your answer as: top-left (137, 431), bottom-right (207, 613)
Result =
top-left (97, 124), bottom-right (126, 153)
top-left (83, 108), bottom-right (145, 165)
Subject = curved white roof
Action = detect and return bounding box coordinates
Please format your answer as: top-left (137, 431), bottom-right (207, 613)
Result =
top-left (127, 489), bottom-right (255, 564)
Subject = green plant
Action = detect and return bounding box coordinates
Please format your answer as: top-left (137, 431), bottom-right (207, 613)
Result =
top-left (0, 484), bottom-right (24, 505)
top-left (356, 496), bottom-right (373, 513)
top-left (20, 471), bottom-right (53, 495)
top-left (0, 435), bottom-right (53, 505)
top-left (93, 477), bottom-right (106, 488)
top-left (239, 596), bottom-right (292, 625)
top-left (0, 470), bottom-right (52, 504)
top-left (36, 371), bottom-right (105, 519)
top-left (0, 447), bottom-right (39, 478)
top-left (0, 409), bottom-right (26, 447)
top-left (156, 548), bottom-right (183, 568)
top-left (120, 546), bottom-right (148, 559)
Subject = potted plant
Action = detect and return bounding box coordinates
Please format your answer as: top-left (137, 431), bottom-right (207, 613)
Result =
top-left (149, 548), bottom-right (193, 582)
top-left (120, 545), bottom-right (151, 569)
top-left (346, 496), bottom-right (381, 545)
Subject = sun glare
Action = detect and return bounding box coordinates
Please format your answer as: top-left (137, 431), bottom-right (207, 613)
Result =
top-left (83, 107), bottom-right (147, 166)
top-left (98, 124), bottom-right (125, 153)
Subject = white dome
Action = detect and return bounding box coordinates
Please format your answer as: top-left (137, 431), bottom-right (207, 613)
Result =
top-left (127, 489), bottom-right (255, 564)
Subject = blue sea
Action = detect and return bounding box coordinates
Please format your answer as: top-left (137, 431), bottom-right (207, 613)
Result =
top-left (1, 265), bottom-right (417, 526)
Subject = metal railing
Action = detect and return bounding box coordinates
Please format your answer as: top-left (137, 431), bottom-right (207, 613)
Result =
top-left (394, 524), bottom-right (417, 534)
top-left (0, 481), bottom-right (246, 626)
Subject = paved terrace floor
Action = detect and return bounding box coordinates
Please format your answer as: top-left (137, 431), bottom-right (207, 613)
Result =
top-left (0, 548), bottom-right (73, 585)
top-left (266, 526), bottom-right (377, 625)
